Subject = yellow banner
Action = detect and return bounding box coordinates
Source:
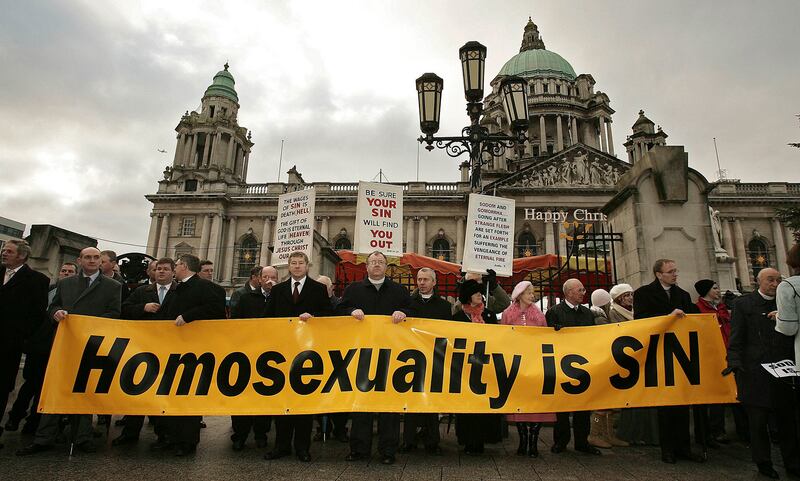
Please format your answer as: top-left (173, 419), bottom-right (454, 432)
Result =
top-left (39, 314), bottom-right (736, 416)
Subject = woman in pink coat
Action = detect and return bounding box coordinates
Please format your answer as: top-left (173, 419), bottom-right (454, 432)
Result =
top-left (501, 281), bottom-right (556, 457)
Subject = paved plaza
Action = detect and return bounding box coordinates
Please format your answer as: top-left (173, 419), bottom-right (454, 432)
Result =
top-left (0, 412), bottom-right (786, 481)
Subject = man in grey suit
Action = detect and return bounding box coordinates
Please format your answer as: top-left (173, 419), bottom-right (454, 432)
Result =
top-left (16, 247), bottom-right (121, 456)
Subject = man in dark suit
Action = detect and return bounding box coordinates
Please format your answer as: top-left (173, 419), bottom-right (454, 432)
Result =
top-left (263, 252), bottom-right (332, 462)
top-left (336, 250), bottom-right (413, 465)
top-left (156, 253), bottom-right (226, 457)
top-left (726, 268), bottom-right (799, 479)
top-left (229, 265), bottom-right (275, 451)
top-left (633, 258), bottom-right (703, 464)
top-left (6, 262), bottom-right (75, 437)
top-left (400, 267), bottom-right (450, 455)
top-left (17, 247), bottom-right (121, 456)
top-left (545, 278), bottom-right (601, 456)
top-left (100, 250), bottom-right (130, 302)
top-left (229, 265), bottom-right (262, 313)
top-left (0, 240), bottom-right (49, 449)
top-left (112, 257), bottom-right (177, 447)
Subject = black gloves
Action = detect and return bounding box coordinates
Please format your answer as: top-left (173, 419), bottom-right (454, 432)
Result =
top-left (484, 269), bottom-right (498, 292)
top-left (721, 366), bottom-right (742, 376)
top-left (553, 323), bottom-right (563, 331)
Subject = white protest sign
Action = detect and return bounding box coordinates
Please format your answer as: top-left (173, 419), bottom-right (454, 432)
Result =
top-left (353, 181), bottom-right (403, 256)
top-left (272, 188), bottom-right (316, 266)
top-left (761, 359), bottom-right (800, 378)
top-left (462, 193), bottom-right (515, 277)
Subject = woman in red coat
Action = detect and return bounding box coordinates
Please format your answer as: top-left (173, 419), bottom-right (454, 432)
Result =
top-left (501, 281), bottom-right (555, 457)
top-left (694, 279), bottom-right (734, 445)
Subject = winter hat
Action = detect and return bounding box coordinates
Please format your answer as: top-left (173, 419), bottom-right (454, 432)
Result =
top-left (590, 289), bottom-right (612, 307)
top-left (694, 279), bottom-right (715, 297)
top-left (609, 283), bottom-right (633, 301)
top-left (459, 279), bottom-right (483, 305)
top-left (511, 281), bottom-right (533, 302)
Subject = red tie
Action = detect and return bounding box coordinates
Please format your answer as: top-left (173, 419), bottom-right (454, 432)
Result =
top-left (293, 281), bottom-right (300, 303)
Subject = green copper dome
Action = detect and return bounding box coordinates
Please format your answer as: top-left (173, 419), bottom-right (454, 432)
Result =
top-left (498, 18), bottom-right (577, 81)
top-left (498, 49), bottom-right (576, 81)
top-left (203, 63), bottom-right (239, 103)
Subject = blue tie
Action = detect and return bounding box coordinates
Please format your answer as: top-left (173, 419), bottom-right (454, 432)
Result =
top-left (158, 286), bottom-right (167, 304)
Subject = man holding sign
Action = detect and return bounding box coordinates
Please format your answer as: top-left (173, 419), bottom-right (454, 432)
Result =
top-left (336, 251), bottom-right (412, 465)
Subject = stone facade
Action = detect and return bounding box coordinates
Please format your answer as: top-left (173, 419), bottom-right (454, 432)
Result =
top-left (146, 20), bottom-right (799, 294)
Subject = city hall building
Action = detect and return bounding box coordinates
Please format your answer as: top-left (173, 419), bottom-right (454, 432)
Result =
top-left (145, 18), bottom-right (799, 294)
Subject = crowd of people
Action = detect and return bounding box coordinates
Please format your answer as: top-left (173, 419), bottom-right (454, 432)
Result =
top-left (1, 239), bottom-right (799, 477)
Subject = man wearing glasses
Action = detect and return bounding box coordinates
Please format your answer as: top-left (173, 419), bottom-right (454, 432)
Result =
top-left (633, 259), bottom-right (702, 464)
top-left (336, 251), bottom-right (412, 465)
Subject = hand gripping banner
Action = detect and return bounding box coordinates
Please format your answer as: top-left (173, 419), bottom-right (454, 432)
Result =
top-left (39, 314), bottom-right (736, 416)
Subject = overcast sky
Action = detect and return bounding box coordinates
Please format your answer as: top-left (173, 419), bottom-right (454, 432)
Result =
top-left (1, 0), bottom-right (798, 252)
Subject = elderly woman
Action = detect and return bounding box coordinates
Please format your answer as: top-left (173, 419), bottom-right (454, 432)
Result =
top-left (608, 284), bottom-right (634, 322)
top-left (612, 283), bottom-right (659, 446)
top-left (453, 279), bottom-right (501, 454)
top-left (500, 281), bottom-right (554, 457)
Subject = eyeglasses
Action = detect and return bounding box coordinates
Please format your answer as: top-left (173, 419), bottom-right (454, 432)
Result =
top-left (367, 260), bottom-right (386, 266)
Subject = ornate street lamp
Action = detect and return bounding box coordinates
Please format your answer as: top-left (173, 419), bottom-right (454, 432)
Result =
top-left (417, 41), bottom-right (529, 191)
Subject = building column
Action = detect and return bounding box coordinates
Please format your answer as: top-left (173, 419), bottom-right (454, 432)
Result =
top-left (571, 117), bottom-right (578, 145)
top-left (198, 214), bottom-right (212, 261)
top-left (555, 115), bottom-right (564, 151)
top-left (187, 134), bottom-right (198, 165)
top-left (226, 136), bottom-right (236, 171)
top-left (146, 213), bottom-right (160, 257)
top-left (174, 134), bottom-right (185, 165)
top-left (544, 221), bottom-right (555, 255)
top-left (557, 221), bottom-right (567, 257)
top-left (417, 216), bottom-right (427, 255)
top-left (223, 216), bottom-right (238, 283)
top-left (721, 218), bottom-right (734, 253)
top-left (156, 214), bottom-right (170, 258)
top-left (733, 219), bottom-right (752, 290)
top-left (405, 217), bottom-right (415, 253)
top-left (260, 216), bottom-right (272, 267)
top-left (320, 216), bottom-right (329, 241)
top-left (606, 121), bottom-right (615, 155)
top-left (539, 115), bottom-right (547, 154)
top-left (209, 132), bottom-right (219, 165)
top-left (772, 218), bottom-right (789, 277)
top-left (456, 216), bottom-right (465, 264)
top-left (599, 117), bottom-right (608, 153)
top-left (201, 133), bottom-right (211, 166)
top-left (207, 213), bottom-right (223, 277)
top-left (242, 151), bottom-right (250, 181)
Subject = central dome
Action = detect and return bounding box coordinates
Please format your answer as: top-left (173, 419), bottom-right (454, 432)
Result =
top-left (498, 49), bottom-right (576, 80)
top-left (203, 63), bottom-right (239, 103)
top-left (497, 18), bottom-right (576, 81)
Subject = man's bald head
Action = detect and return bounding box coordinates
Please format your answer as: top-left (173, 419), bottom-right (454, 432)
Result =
top-left (78, 247), bottom-right (102, 275)
top-left (562, 278), bottom-right (586, 305)
top-left (756, 267), bottom-right (781, 297)
top-left (260, 266), bottom-right (279, 292)
top-left (317, 275), bottom-right (334, 297)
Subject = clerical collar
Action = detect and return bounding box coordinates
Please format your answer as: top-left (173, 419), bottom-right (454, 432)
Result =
top-left (368, 277), bottom-right (385, 286)
top-left (758, 290), bottom-right (775, 301)
top-left (420, 292), bottom-right (433, 300)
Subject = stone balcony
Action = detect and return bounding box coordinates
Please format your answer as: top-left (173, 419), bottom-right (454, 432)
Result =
top-left (240, 181), bottom-right (470, 197)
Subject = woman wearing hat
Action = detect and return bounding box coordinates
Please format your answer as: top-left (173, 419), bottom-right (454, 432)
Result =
top-left (608, 284), bottom-right (634, 323)
top-left (453, 279), bottom-right (501, 454)
top-left (694, 279), bottom-right (733, 446)
top-left (500, 281), bottom-right (554, 457)
top-left (613, 283), bottom-right (660, 446)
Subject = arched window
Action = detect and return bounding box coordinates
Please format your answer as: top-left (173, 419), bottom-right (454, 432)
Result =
top-left (517, 227), bottom-right (537, 258)
top-left (235, 234), bottom-right (259, 278)
top-left (748, 237), bottom-right (770, 280)
top-left (432, 238), bottom-right (451, 262)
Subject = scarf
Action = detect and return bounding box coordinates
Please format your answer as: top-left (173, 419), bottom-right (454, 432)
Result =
top-left (462, 302), bottom-right (486, 324)
top-left (610, 302), bottom-right (634, 321)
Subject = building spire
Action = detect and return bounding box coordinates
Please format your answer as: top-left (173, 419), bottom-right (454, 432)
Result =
top-left (520, 16), bottom-right (546, 52)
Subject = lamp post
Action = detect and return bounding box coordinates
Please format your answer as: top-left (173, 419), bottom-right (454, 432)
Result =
top-left (416, 41), bottom-right (529, 191)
